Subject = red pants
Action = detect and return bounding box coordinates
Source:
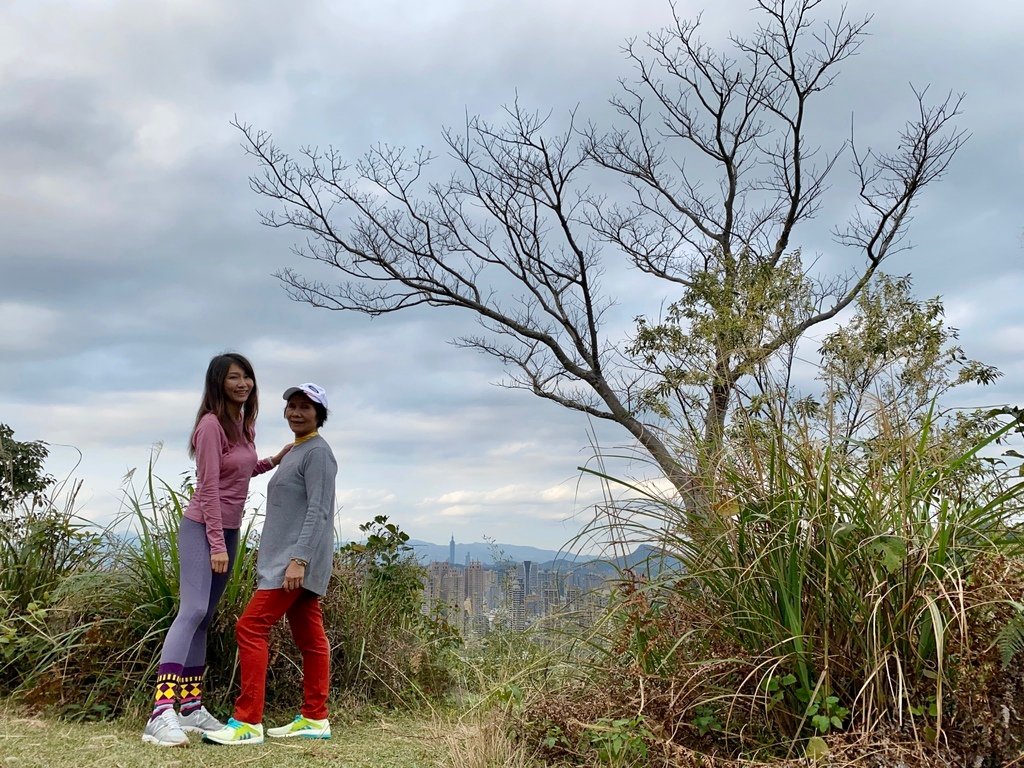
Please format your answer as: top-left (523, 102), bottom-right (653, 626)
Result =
top-left (233, 588), bottom-right (329, 724)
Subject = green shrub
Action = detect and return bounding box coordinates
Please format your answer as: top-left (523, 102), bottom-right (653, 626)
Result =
top-left (0, 424), bottom-right (54, 514)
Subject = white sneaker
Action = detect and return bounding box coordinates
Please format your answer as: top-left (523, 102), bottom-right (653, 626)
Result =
top-left (178, 705), bottom-right (224, 734)
top-left (266, 714), bottom-right (331, 739)
top-left (142, 709), bottom-right (189, 747)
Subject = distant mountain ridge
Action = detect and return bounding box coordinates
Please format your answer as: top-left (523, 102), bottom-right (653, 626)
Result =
top-left (406, 539), bottom-right (676, 575)
top-left (406, 538), bottom-right (577, 567)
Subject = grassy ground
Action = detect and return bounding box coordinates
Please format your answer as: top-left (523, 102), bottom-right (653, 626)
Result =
top-left (0, 709), bottom-right (441, 767)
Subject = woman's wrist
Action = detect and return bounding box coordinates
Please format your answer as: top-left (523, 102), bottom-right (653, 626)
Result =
top-left (290, 557), bottom-right (308, 567)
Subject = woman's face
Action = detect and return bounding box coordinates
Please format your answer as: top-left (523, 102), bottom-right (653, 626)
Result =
top-left (285, 394), bottom-right (318, 438)
top-left (223, 363), bottom-right (254, 408)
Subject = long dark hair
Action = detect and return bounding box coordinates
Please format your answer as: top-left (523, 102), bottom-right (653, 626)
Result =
top-left (188, 352), bottom-right (260, 458)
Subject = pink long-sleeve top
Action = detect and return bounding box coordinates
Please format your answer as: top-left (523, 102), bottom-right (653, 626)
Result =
top-left (183, 412), bottom-right (274, 553)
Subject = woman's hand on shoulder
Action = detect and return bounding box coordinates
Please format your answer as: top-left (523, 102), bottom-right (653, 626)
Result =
top-left (272, 443), bottom-right (293, 467)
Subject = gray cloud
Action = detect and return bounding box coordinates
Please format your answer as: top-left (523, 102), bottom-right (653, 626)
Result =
top-left (2, 0), bottom-right (1022, 549)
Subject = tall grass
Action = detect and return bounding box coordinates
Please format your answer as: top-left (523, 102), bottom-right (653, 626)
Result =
top-left (699, 409), bottom-right (1022, 736)
top-left (531, 406), bottom-right (1024, 763)
top-left (84, 449), bottom-right (265, 714)
top-left (0, 474), bottom-right (106, 707)
top-left (0, 478), bottom-right (98, 615)
top-left (0, 450), bottom-right (200, 716)
top-left (1, 456), bottom-right (461, 720)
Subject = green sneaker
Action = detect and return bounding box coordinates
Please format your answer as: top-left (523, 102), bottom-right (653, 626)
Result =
top-left (266, 715), bottom-right (331, 739)
top-left (201, 717), bottom-right (264, 745)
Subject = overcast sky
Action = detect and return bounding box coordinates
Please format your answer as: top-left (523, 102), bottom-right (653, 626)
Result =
top-left (2, 0), bottom-right (1022, 551)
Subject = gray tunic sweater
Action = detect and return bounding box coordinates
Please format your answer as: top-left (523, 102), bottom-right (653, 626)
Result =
top-left (257, 434), bottom-right (337, 596)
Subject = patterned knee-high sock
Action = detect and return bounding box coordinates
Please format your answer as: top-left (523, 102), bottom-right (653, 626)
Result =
top-left (150, 663), bottom-right (183, 720)
top-left (178, 666), bottom-right (204, 715)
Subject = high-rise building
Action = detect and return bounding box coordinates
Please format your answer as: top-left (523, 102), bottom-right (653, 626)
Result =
top-left (522, 560), bottom-right (532, 597)
top-left (565, 585), bottom-right (582, 609)
top-left (423, 561), bottom-right (449, 611)
top-left (424, 560), bottom-right (465, 627)
top-left (449, 534), bottom-right (456, 565)
top-left (507, 575), bottom-right (525, 632)
top-left (543, 585), bottom-right (560, 615)
top-left (466, 560), bottom-right (487, 618)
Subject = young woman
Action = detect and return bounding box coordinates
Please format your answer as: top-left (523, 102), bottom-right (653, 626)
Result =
top-left (142, 353), bottom-right (292, 748)
top-left (204, 382), bottom-right (337, 746)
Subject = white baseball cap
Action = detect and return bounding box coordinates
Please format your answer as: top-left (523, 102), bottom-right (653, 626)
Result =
top-left (282, 382), bottom-right (329, 410)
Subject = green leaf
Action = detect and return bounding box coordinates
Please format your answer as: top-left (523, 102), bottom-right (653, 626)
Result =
top-left (805, 736), bottom-right (829, 760)
top-left (869, 536), bottom-right (907, 574)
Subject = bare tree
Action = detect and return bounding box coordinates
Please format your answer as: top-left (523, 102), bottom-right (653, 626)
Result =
top-left (234, 0), bottom-right (965, 508)
top-left (587, 0), bottom-right (964, 452)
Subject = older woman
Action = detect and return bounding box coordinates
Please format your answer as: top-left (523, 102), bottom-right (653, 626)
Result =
top-left (204, 382), bottom-right (337, 745)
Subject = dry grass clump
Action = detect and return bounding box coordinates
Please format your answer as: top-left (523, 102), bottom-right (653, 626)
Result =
top-left (441, 711), bottom-right (546, 768)
top-left (945, 552), bottom-right (1024, 766)
top-left (520, 643), bottom-right (984, 767)
top-left (656, 733), bottom-right (952, 768)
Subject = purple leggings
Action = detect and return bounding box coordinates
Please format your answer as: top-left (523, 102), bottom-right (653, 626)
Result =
top-left (158, 517), bottom-right (239, 668)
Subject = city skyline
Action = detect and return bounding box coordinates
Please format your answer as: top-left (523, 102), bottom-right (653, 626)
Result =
top-left (421, 549), bottom-right (611, 636)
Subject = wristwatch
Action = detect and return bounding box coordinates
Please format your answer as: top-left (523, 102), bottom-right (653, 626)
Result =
top-left (290, 558), bottom-right (309, 567)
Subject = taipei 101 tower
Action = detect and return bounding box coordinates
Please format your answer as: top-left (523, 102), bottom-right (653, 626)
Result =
top-left (449, 535), bottom-right (456, 566)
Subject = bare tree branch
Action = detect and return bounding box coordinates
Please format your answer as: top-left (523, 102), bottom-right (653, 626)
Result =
top-left (234, 0), bottom-right (964, 511)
